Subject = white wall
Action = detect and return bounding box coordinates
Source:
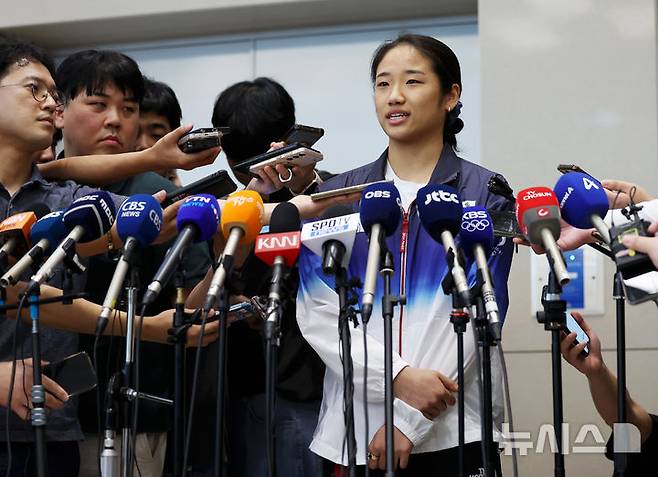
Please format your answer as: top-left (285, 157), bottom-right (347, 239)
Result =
top-left (66, 18), bottom-right (479, 185)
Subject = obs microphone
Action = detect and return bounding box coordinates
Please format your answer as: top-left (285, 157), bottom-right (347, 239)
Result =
top-left (416, 184), bottom-right (471, 307)
top-left (98, 195), bottom-right (163, 335)
top-left (0, 205), bottom-right (49, 266)
top-left (255, 202), bottom-right (301, 340)
top-left (359, 183), bottom-right (402, 324)
top-left (460, 207), bottom-right (501, 341)
top-left (27, 192), bottom-right (116, 294)
top-left (204, 190), bottom-right (264, 312)
top-left (554, 172), bottom-right (610, 244)
top-left (301, 205), bottom-right (360, 275)
top-left (515, 187), bottom-right (570, 285)
top-left (143, 194), bottom-right (220, 308)
top-left (1, 210), bottom-right (67, 287)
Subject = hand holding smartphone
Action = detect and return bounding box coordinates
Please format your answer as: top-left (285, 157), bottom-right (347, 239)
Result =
top-left (178, 127), bottom-right (230, 153)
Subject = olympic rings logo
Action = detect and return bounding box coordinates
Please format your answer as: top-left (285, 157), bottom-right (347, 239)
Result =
top-left (461, 219), bottom-right (490, 232)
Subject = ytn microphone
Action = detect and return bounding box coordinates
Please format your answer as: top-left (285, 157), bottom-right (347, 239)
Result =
top-left (554, 172), bottom-right (610, 243)
top-left (27, 192), bottom-right (116, 294)
top-left (359, 183), bottom-right (402, 323)
top-left (0, 210), bottom-right (66, 287)
top-left (254, 202), bottom-right (302, 339)
top-left (416, 184), bottom-right (471, 306)
top-left (301, 205), bottom-right (360, 275)
top-left (203, 190), bottom-right (264, 312)
top-left (97, 195), bottom-right (163, 334)
top-left (460, 207), bottom-right (501, 341)
top-left (0, 204), bottom-right (49, 266)
top-left (143, 194), bottom-right (220, 308)
top-left (515, 187), bottom-right (570, 285)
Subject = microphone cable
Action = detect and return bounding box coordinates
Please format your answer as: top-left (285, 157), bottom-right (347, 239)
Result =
top-left (498, 343), bottom-right (518, 477)
top-left (130, 304), bottom-right (148, 477)
top-left (362, 319), bottom-right (370, 477)
top-left (183, 307), bottom-right (212, 475)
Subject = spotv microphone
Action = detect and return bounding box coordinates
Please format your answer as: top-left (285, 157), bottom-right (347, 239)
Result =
top-left (460, 207), bottom-right (501, 341)
top-left (515, 187), bottom-right (570, 285)
top-left (359, 182), bottom-right (402, 324)
top-left (0, 204), bottom-right (49, 266)
top-left (416, 184), bottom-right (471, 306)
top-left (1, 210), bottom-right (66, 287)
top-left (143, 194), bottom-right (220, 309)
top-left (203, 190), bottom-right (264, 312)
top-left (97, 195), bottom-right (163, 335)
top-left (254, 202), bottom-right (301, 339)
top-left (554, 172), bottom-right (610, 244)
top-left (301, 205), bottom-right (360, 275)
top-left (27, 192), bottom-right (116, 294)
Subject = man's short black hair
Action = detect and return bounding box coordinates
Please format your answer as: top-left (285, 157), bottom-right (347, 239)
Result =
top-left (211, 77), bottom-right (295, 162)
top-left (0, 36), bottom-right (56, 81)
top-left (141, 77), bottom-right (182, 130)
top-left (56, 49), bottom-right (144, 103)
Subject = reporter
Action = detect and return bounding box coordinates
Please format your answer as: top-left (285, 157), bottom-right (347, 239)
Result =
top-left (561, 312), bottom-right (657, 475)
top-left (602, 179), bottom-right (655, 209)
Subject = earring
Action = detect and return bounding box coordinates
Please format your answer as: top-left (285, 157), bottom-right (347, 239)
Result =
top-left (447, 107), bottom-right (452, 113)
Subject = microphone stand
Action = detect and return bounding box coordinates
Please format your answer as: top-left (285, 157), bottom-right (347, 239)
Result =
top-left (536, 270), bottom-right (566, 477)
top-left (613, 271), bottom-right (627, 477)
top-left (380, 250), bottom-right (404, 477)
top-left (441, 249), bottom-right (470, 477)
top-left (173, 270), bottom-right (186, 477)
top-left (471, 272), bottom-right (495, 477)
top-left (28, 283), bottom-right (48, 477)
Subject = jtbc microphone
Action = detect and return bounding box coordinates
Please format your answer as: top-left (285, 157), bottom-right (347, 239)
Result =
top-left (1, 210), bottom-right (66, 287)
top-left (301, 205), bottom-right (360, 275)
top-left (254, 202), bottom-right (301, 339)
top-left (27, 192), bottom-right (116, 294)
top-left (203, 190), bottom-right (264, 312)
top-left (515, 187), bottom-right (570, 285)
top-left (359, 183), bottom-right (402, 323)
top-left (97, 195), bottom-right (163, 335)
top-left (554, 172), bottom-right (610, 244)
top-left (416, 184), bottom-right (471, 306)
top-left (460, 207), bottom-right (501, 341)
top-left (143, 194), bottom-right (220, 309)
top-left (0, 204), bottom-right (49, 266)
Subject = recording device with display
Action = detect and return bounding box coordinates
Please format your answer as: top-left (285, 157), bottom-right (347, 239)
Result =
top-left (610, 202), bottom-right (656, 279)
top-left (162, 170), bottom-right (237, 207)
top-left (43, 351), bottom-right (97, 398)
top-left (177, 127), bottom-right (230, 153)
top-left (234, 144), bottom-right (323, 178)
top-left (282, 123), bottom-right (324, 147)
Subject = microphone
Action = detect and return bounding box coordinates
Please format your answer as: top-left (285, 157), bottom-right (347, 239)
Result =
top-left (0, 210), bottom-right (66, 287)
top-left (554, 172), bottom-right (610, 244)
top-left (416, 184), bottom-right (471, 306)
top-left (203, 190), bottom-right (264, 312)
top-left (27, 192), bottom-right (116, 294)
top-left (300, 205), bottom-right (360, 275)
top-left (358, 183), bottom-right (402, 323)
top-left (515, 187), bottom-right (570, 285)
top-left (97, 195), bottom-right (163, 335)
top-left (143, 194), bottom-right (220, 309)
top-left (0, 204), bottom-right (50, 266)
top-left (254, 202), bottom-right (301, 339)
top-left (460, 207), bottom-right (501, 341)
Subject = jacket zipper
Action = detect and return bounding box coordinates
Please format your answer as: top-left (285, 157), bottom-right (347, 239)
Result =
top-left (398, 208), bottom-right (410, 356)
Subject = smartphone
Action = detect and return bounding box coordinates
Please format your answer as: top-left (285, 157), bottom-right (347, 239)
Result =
top-left (557, 164), bottom-right (593, 176)
top-left (282, 124), bottom-right (324, 148)
top-left (178, 127), bottom-right (230, 153)
top-left (229, 297), bottom-right (267, 322)
top-left (565, 314), bottom-right (590, 357)
top-left (489, 210), bottom-right (525, 239)
top-left (310, 180), bottom-right (394, 202)
top-left (43, 352), bottom-right (97, 398)
top-left (162, 170), bottom-right (237, 207)
top-left (233, 144), bottom-right (323, 178)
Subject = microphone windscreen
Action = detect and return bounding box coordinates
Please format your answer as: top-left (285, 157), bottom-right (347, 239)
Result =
top-left (30, 211), bottom-right (67, 254)
top-left (176, 194), bottom-right (221, 242)
top-left (554, 172), bottom-right (609, 229)
top-left (269, 202), bottom-right (301, 234)
top-left (221, 190), bottom-right (264, 244)
top-left (416, 184), bottom-right (463, 239)
top-left (63, 190), bottom-right (116, 242)
top-left (515, 187), bottom-right (561, 242)
top-left (359, 182), bottom-right (402, 236)
top-left (116, 194), bottom-right (163, 246)
top-left (460, 206), bottom-right (495, 257)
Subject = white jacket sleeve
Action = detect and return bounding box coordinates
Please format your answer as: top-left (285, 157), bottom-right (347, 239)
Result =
top-left (393, 399), bottom-right (434, 447)
top-left (296, 249), bottom-right (410, 403)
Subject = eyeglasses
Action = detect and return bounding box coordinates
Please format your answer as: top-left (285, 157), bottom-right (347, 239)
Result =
top-left (0, 82), bottom-right (64, 106)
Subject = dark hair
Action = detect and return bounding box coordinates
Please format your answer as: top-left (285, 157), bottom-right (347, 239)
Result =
top-left (141, 77), bottom-right (182, 130)
top-left (370, 34), bottom-right (463, 148)
top-left (0, 37), bottom-right (56, 81)
top-left (211, 77), bottom-right (295, 161)
top-left (56, 49), bottom-right (144, 104)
